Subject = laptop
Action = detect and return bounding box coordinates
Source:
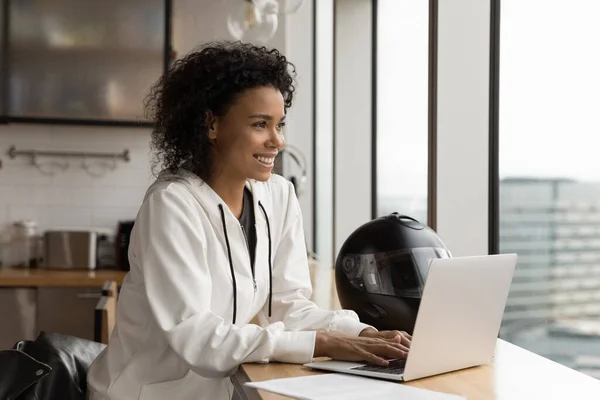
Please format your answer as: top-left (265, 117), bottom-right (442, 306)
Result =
top-left (304, 253), bottom-right (517, 382)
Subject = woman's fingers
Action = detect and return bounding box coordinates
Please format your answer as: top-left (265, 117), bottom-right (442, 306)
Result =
top-left (357, 344), bottom-right (406, 366)
top-left (375, 330), bottom-right (412, 347)
top-left (359, 350), bottom-right (389, 366)
top-left (366, 337), bottom-right (410, 353)
top-left (323, 332), bottom-right (410, 366)
top-left (364, 342), bottom-right (408, 360)
top-left (399, 334), bottom-right (411, 347)
top-left (391, 331), bottom-right (412, 346)
top-left (395, 343), bottom-right (410, 353)
top-left (377, 340), bottom-right (410, 354)
top-left (380, 343), bottom-right (408, 359)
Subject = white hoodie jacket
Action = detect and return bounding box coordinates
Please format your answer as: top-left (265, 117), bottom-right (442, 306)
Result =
top-left (87, 170), bottom-right (371, 400)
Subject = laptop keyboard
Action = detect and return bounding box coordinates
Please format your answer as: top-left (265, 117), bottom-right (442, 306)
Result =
top-left (351, 358), bottom-right (407, 375)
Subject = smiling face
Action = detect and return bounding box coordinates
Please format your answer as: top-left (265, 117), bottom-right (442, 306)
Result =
top-left (208, 86), bottom-right (286, 183)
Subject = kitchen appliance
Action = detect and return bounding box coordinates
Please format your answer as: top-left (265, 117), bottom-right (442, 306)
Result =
top-left (43, 230), bottom-right (98, 270)
top-left (1, 220), bottom-right (42, 268)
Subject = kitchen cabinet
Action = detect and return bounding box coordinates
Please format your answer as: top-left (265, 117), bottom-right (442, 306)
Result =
top-left (0, 0), bottom-right (6, 122)
top-left (36, 286), bottom-right (102, 341)
top-left (3, 0), bottom-right (169, 125)
top-left (0, 268), bottom-right (126, 348)
top-left (0, 288), bottom-right (37, 349)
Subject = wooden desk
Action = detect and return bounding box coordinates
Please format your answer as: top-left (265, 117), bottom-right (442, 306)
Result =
top-left (234, 263), bottom-right (600, 399)
top-left (234, 339), bottom-right (600, 399)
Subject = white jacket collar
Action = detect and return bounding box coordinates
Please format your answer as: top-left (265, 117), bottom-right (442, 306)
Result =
top-left (154, 168), bottom-right (273, 230)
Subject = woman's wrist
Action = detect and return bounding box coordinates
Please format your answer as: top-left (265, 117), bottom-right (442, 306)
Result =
top-left (358, 327), bottom-right (379, 337)
top-left (314, 332), bottom-right (328, 358)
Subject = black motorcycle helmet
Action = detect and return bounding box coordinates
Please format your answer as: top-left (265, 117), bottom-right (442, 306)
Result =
top-left (335, 213), bottom-right (451, 334)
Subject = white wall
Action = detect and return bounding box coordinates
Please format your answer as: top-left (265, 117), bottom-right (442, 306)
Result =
top-left (0, 125), bottom-right (152, 232)
top-left (0, 0), bottom-right (317, 237)
top-left (435, 0), bottom-right (491, 256)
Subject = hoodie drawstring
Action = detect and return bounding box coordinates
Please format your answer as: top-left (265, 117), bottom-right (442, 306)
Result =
top-left (258, 201), bottom-right (273, 319)
top-left (218, 204), bottom-right (238, 324)
top-left (218, 201), bottom-right (273, 325)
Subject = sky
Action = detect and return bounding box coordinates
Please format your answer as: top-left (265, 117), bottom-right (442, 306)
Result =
top-left (498, 0), bottom-right (600, 182)
top-left (376, 0), bottom-right (600, 201)
top-left (377, 0), bottom-right (429, 199)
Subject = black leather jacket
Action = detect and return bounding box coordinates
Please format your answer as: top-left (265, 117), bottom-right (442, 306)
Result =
top-left (0, 332), bottom-right (106, 400)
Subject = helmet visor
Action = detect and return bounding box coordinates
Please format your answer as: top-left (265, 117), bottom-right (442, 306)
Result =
top-left (340, 247), bottom-right (451, 298)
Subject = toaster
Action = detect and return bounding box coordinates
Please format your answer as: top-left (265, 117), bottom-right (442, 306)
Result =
top-left (43, 230), bottom-right (98, 270)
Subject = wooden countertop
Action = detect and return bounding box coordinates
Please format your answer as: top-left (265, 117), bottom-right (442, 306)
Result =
top-left (234, 339), bottom-right (600, 399)
top-left (0, 268), bottom-right (127, 287)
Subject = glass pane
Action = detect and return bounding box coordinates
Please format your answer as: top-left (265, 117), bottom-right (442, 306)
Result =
top-left (7, 0), bottom-right (164, 122)
top-left (376, 0), bottom-right (429, 224)
top-left (499, 0), bottom-right (600, 379)
top-left (314, 0), bottom-right (334, 265)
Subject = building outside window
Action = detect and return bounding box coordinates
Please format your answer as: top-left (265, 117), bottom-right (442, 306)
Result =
top-left (498, 0), bottom-right (600, 379)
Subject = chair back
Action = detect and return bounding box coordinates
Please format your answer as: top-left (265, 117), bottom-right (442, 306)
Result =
top-left (94, 280), bottom-right (118, 344)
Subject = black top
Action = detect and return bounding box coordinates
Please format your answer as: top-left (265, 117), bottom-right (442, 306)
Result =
top-left (238, 187), bottom-right (257, 276)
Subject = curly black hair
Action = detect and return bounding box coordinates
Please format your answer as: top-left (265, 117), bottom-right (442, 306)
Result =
top-left (145, 41), bottom-right (296, 180)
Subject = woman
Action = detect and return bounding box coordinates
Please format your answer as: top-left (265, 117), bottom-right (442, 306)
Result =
top-left (87, 41), bottom-right (411, 400)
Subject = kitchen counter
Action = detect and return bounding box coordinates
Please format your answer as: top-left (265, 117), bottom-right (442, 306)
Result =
top-left (0, 259), bottom-right (318, 289)
top-left (0, 268), bottom-right (127, 287)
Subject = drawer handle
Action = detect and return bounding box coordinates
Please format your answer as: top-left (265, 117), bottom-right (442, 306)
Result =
top-left (77, 293), bottom-right (102, 299)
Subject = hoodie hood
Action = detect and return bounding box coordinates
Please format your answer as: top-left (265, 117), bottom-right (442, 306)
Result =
top-left (152, 168), bottom-right (273, 233)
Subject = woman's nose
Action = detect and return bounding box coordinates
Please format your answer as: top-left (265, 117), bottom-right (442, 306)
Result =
top-left (268, 130), bottom-right (285, 149)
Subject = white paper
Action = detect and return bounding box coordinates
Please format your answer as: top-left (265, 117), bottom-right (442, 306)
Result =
top-left (244, 373), bottom-right (466, 400)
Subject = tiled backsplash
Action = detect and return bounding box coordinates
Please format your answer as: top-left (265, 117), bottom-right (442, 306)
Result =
top-left (0, 124), bottom-right (154, 234)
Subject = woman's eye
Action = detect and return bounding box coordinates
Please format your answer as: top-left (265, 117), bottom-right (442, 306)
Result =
top-left (253, 121), bottom-right (267, 128)
top-left (277, 122), bottom-right (286, 130)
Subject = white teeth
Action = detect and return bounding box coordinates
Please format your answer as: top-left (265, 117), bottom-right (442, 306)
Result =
top-left (256, 156), bottom-right (275, 164)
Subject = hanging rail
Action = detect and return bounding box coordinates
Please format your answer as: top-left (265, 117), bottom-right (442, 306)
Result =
top-left (7, 146), bottom-right (131, 162)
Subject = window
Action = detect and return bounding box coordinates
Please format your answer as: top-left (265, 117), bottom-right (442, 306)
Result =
top-left (314, 0), bottom-right (334, 265)
top-left (375, 0), bottom-right (429, 224)
top-left (498, 0), bottom-right (600, 379)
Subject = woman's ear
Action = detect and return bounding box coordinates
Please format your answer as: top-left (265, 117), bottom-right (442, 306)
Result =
top-left (206, 111), bottom-right (218, 140)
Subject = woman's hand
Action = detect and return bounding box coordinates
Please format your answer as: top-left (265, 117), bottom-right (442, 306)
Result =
top-left (313, 331), bottom-right (409, 366)
top-left (358, 327), bottom-right (412, 348)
